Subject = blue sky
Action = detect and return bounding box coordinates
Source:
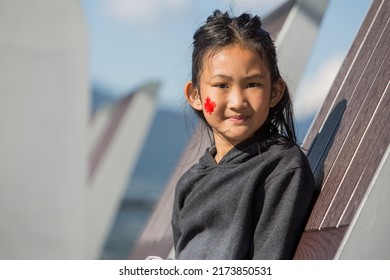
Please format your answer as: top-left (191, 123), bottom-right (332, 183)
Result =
top-left (81, 0), bottom-right (372, 120)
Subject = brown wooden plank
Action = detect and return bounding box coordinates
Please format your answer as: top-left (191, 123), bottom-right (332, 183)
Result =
top-left (304, 0), bottom-right (389, 229)
top-left (319, 44), bottom-right (390, 228)
top-left (296, 0), bottom-right (390, 259)
top-left (338, 92), bottom-right (390, 226)
top-left (294, 227), bottom-right (348, 259)
top-left (304, 9), bottom-right (388, 181)
top-left (303, 0), bottom-right (387, 150)
top-left (322, 96), bottom-right (389, 228)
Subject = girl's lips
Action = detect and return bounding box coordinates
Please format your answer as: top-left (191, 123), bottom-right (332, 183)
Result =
top-left (228, 115), bottom-right (249, 122)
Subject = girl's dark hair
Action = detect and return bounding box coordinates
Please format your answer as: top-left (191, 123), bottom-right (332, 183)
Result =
top-left (190, 9), bottom-right (296, 143)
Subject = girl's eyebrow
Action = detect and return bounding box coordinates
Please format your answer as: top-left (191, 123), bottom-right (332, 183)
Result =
top-left (210, 73), bottom-right (266, 80)
top-left (210, 74), bottom-right (233, 80)
top-left (244, 74), bottom-right (266, 80)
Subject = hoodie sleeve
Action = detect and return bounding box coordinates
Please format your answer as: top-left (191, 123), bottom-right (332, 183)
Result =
top-left (171, 187), bottom-right (182, 253)
top-left (252, 166), bottom-right (315, 259)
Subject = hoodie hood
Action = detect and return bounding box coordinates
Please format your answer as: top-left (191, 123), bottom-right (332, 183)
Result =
top-left (198, 124), bottom-right (282, 168)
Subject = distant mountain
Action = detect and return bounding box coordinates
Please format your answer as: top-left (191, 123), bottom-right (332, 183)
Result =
top-left (91, 83), bottom-right (117, 113)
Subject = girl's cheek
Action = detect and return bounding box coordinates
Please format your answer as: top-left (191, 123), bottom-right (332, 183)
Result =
top-left (204, 97), bottom-right (216, 115)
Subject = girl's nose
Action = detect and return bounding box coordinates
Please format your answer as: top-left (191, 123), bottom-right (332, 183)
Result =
top-left (228, 87), bottom-right (248, 110)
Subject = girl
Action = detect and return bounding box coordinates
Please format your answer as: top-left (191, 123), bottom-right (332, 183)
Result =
top-left (171, 10), bottom-right (315, 260)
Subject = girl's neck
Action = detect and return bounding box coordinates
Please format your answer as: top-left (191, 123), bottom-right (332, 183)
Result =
top-left (213, 133), bottom-right (236, 164)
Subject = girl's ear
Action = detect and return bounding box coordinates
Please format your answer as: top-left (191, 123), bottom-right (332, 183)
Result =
top-left (270, 79), bottom-right (285, 108)
top-left (184, 81), bottom-right (203, 111)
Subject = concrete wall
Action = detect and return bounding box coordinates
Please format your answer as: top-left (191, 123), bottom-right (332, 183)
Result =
top-left (0, 0), bottom-right (88, 259)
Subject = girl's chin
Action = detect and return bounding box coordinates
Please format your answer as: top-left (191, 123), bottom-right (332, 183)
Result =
top-left (215, 131), bottom-right (255, 145)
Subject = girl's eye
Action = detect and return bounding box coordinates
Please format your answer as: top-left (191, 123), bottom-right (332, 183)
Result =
top-left (247, 83), bottom-right (261, 88)
top-left (213, 84), bottom-right (228, 89)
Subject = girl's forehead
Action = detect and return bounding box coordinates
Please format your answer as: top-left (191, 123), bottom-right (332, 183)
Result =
top-left (205, 44), bottom-right (259, 59)
top-left (200, 44), bottom-right (269, 76)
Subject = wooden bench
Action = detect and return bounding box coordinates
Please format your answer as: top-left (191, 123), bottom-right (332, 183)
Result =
top-left (130, 0), bottom-right (389, 259)
top-left (294, 0), bottom-right (389, 259)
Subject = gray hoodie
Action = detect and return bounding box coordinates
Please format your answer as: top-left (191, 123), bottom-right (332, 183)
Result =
top-left (171, 130), bottom-right (315, 259)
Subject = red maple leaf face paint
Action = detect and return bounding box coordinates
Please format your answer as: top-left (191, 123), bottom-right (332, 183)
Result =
top-left (204, 97), bottom-right (216, 115)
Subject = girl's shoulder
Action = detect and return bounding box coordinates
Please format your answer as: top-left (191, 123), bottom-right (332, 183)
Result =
top-left (262, 136), bottom-right (311, 169)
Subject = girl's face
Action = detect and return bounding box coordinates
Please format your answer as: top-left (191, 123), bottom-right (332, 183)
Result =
top-left (185, 44), bottom-right (284, 148)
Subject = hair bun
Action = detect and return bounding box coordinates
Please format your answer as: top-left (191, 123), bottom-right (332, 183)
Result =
top-left (234, 13), bottom-right (262, 29)
top-left (206, 9), bottom-right (231, 25)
